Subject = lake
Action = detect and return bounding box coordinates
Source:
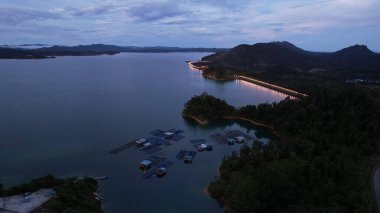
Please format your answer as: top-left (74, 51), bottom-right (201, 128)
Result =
top-left (0, 53), bottom-right (287, 212)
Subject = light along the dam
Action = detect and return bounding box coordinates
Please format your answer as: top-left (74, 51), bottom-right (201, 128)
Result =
top-left (187, 61), bottom-right (308, 98)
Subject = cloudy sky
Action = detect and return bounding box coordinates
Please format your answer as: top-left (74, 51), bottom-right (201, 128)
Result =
top-left (0, 0), bottom-right (379, 51)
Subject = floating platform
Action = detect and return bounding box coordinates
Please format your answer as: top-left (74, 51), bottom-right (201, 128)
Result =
top-left (150, 128), bottom-right (185, 141)
top-left (150, 129), bottom-right (165, 137)
top-left (224, 130), bottom-right (254, 140)
top-left (109, 139), bottom-right (138, 154)
top-left (142, 161), bottom-right (174, 179)
top-left (210, 130), bottom-right (254, 145)
top-left (176, 150), bottom-right (197, 163)
top-left (141, 146), bottom-right (162, 154)
top-left (141, 155), bottom-right (174, 179)
top-left (190, 139), bottom-right (212, 151)
top-left (166, 134), bottom-right (185, 142)
top-left (146, 137), bottom-right (171, 146)
top-left (190, 139), bottom-right (206, 145)
top-left (147, 155), bottom-right (169, 167)
top-left (209, 133), bottom-right (228, 145)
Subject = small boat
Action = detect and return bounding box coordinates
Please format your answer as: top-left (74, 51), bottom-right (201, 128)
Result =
top-left (156, 167), bottom-right (167, 177)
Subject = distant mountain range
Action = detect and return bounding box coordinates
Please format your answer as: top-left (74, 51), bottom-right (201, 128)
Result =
top-left (203, 41), bottom-right (380, 74)
top-left (0, 44), bottom-right (228, 59)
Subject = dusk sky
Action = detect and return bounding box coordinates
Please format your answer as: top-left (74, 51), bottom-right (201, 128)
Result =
top-left (1, 0), bottom-right (379, 51)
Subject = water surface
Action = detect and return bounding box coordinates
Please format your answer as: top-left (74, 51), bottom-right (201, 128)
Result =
top-left (0, 53), bottom-right (286, 212)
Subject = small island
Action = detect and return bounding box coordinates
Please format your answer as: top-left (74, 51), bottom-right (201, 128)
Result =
top-left (0, 175), bottom-right (102, 212)
top-left (182, 92), bottom-right (235, 125)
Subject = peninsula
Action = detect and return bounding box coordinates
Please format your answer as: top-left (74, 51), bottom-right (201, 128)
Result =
top-left (198, 42), bottom-right (380, 93)
top-left (184, 87), bottom-right (380, 212)
top-left (183, 41), bottom-right (380, 212)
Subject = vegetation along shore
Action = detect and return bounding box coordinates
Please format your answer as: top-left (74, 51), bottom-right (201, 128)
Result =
top-left (184, 42), bottom-right (380, 212)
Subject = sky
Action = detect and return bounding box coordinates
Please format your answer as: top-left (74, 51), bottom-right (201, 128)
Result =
top-left (0, 0), bottom-right (379, 51)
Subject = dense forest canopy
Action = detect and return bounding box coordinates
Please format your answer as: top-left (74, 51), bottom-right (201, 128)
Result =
top-left (184, 86), bottom-right (380, 212)
top-left (202, 42), bottom-right (380, 93)
top-left (0, 175), bottom-right (102, 212)
top-left (183, 92), bottom-right (235, 121)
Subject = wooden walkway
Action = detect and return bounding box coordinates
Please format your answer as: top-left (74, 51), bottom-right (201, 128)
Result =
top-left (109, 140), bottom-right (137, 154)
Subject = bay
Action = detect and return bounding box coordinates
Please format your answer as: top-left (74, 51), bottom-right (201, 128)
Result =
top-left (0, 53), bottom-right (287, 212)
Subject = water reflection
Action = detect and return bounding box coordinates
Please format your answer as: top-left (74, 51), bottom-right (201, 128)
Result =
top-left (237, 79), bottom-right (294, 100)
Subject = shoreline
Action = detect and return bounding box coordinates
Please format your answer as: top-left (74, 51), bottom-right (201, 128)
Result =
top-left (182, 112), bottom-right (209, 125)
top-left (203, 74), bottom-right (233, 81)
top-left (223, 116), bottom-right (282, 138)
top-left (222, 116), bottom-right (273, 129)
top-left (187, 60), bottom-right (307, 98)
top-left (182, 113), bottom-right (281, 138)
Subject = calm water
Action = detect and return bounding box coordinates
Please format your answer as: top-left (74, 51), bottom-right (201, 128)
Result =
top-left (0, 53), bottom-right (287, 212)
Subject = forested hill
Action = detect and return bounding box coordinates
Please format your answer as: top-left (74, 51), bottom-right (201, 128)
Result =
top-left (203, 41), bottom-right (380, 73)
top-left (203, 87), bottom-right (380, 212)
top-left (202, 42), bottom-right (380, 93)
top-left (36, 44), bottom-right (228, 53)
top-left (0, 47), bottom-right (51, 59)
top-left (0, 44), bottom-right (228, 59)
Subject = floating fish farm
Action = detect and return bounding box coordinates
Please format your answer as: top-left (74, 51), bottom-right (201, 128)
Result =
top-left (209, 130), bottom-right (254, 145)
top-left (141, 155), bottom-right (174, 179)
top-left (109, 128), bottom-right (254, 179)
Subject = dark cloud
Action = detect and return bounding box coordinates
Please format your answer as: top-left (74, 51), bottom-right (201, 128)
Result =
top-left (192, 30), bottom-right (248, 36)
top-left (127, 2), bottom-right (186, 22)
top-left (0, 7), bottom-right (61, 25)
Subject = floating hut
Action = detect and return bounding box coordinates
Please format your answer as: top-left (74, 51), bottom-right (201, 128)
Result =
top-left (139, 160), bottom-right (152, 170)
top-left (197, 144), bottom-right (208, 152)
top-left (196, 143), bottom-right (213, 151)
top-left (235, 136), bottom-right (246, 143)
top-left (138, 142), bottom-right (152, 150)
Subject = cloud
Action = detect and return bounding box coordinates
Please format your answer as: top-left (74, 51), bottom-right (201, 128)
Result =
top-left (126, 1), bottom-right (187, 22)
top-left (0, 7), bottom-right (62, 25)
top-left (68, 4), bottom-right (116, 16)
top-left (0, 0), bottom-right (379, 50)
